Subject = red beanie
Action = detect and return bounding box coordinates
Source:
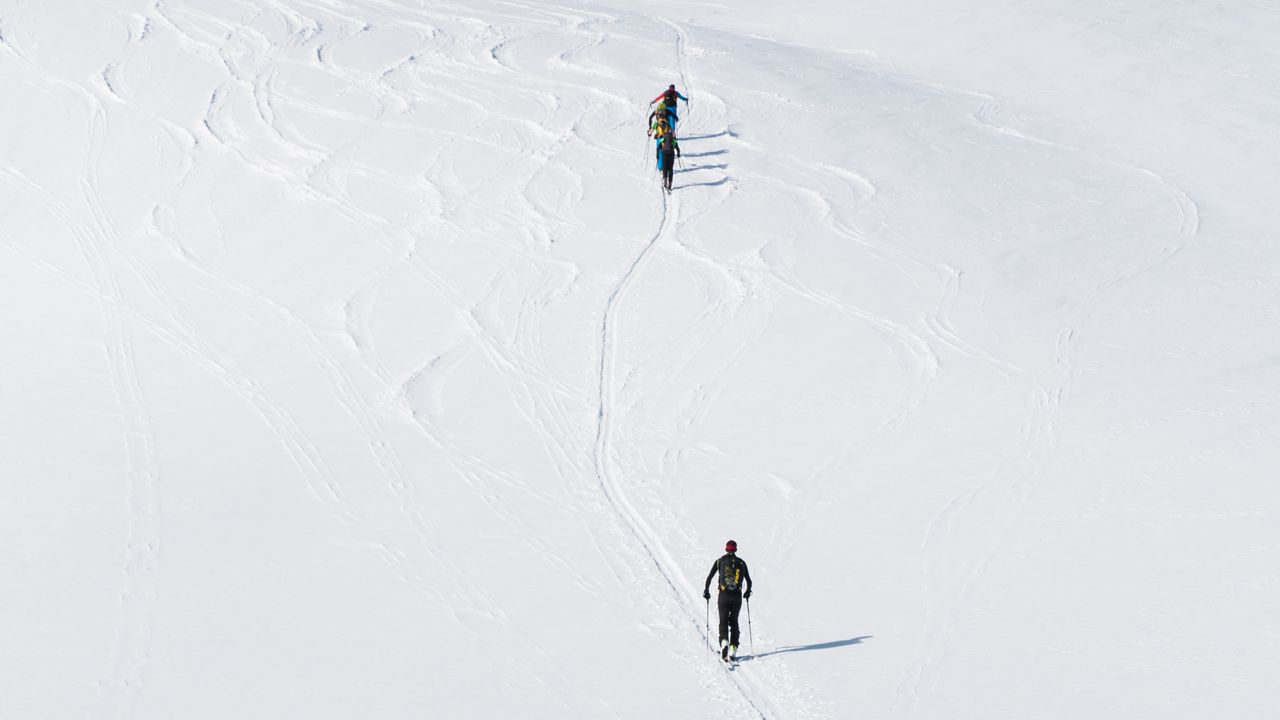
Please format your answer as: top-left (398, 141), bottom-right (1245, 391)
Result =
top-left (725, 540), bottom-right (737, 552)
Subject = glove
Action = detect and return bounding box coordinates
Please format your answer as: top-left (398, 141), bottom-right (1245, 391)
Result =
top-left (702, 590), bottom-right (710, 600)
top-left (744, 590), bottom-right (752, 600)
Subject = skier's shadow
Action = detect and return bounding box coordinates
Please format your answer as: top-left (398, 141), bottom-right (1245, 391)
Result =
top-left (682, 149), bottom-right (728, 158)
top-left (676, 177), bottom-right (731, 190)
top-left (744, 635), bottom-right (872, 660)
top-left (671, 132), bottom-right (731, 189)
top-left (677, 163), bottom-right (728, 174)
top-left (674, 158), bottom-right (730, 189)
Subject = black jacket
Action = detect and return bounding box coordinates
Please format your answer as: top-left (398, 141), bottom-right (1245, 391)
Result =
top-left (704, 553), bottom-right (752, 595)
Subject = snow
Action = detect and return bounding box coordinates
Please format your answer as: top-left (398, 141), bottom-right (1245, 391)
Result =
top-left (2, 0), bottom-right (1278, 718)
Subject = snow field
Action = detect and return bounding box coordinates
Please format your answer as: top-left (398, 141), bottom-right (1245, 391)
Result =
top-left (2, 1), bottom-right (1279, 718)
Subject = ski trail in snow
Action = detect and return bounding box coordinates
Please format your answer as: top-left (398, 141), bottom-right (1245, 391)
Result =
top-left (586, 17), bottom-right (803, 718)
top-left (594, 191), bottom-right (775, 720)
top-left (0, 24), bottom-right (163, 717)
top-left (593, 194), bottom-right (676, 589)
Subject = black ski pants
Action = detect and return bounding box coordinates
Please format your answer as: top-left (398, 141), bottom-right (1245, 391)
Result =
top-left (660, 152), bottom-right (676, 189)
top-left (717, 591), bottom-right (743, 646)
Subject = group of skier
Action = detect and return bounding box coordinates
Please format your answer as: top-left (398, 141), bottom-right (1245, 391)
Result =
top-left (650, 85), bottom-right (757, 666)
top-left (647, 83), bottom-right (687, 192)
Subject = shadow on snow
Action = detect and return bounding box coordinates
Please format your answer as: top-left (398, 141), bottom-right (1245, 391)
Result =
top-left (677, 163), bottom-right (728, 173)
top-left (745, 636), bottom-right (873, 660)
top-left (681, 149), bottom-right (728, 158)
top-left (675, 177), bottom-right (732, 189)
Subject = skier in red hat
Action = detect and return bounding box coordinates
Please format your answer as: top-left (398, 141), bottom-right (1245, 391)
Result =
top-left (702, 539), bottom-right (753, 661)
top-left (649, 83), bottom-right (688, 132)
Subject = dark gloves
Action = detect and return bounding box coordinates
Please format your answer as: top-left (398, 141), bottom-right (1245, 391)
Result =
top-left (703, 590), bottom-right (711, 600)
top-left (744, 589), bottom-right (752, 600)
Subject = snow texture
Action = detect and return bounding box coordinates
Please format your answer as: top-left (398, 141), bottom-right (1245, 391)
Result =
top-left (2, 1), bottom-right (1278, 718)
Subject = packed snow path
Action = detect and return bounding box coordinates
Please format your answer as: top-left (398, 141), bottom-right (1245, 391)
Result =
top-left (3, 1), bottom-right (1279, 718)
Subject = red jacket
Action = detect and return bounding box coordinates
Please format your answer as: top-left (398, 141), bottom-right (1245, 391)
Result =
top-left (651, 88), bottom-right (688, 105)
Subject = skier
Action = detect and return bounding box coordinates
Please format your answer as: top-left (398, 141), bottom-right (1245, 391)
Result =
top-left (647, 101), bottom-right (672, 132)
top-left (650, 115), bottom-right (672, 166)
top-left (649, 83), bottom-right (688, 132)
top-left (702, 539), bottom-right (752, 661)
top-left (656, 129), bottom-right (681, 193)
top-left (648, 114), bottom-right (670, 140)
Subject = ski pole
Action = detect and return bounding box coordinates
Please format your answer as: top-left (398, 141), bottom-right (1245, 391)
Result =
top-left (705, 597), bottom-right (711, 655)
top-left (746, 597), bottom-right (754, 656)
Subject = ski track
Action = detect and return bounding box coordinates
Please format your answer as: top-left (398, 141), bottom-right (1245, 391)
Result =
top-left (582, 14), bottom-right (816, 719)
top-left (398, 6), bottom-right (792, 708)
top-left (0, 21), bottom-right (163, 717)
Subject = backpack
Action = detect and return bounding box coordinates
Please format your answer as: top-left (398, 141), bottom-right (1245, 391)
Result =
top-left (718, 555), bottom-right (743, 592)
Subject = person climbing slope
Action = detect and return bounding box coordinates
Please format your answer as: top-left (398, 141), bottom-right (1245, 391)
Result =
top-left (656, 129), bottom-right (681, 193)
top-left (649, 83), bottom-right (688, 132)
top-left (702, 540), bottom-right (752, 661)
top-left (647, 101), bottom-right (671, 132)
top-left (648, 114), bottom-right (670, 140)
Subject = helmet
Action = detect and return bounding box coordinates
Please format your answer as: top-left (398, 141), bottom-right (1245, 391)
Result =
top-left (725, 540), bottom-right (737, 552)
top-left (669, 84), bottom-right (676, 90)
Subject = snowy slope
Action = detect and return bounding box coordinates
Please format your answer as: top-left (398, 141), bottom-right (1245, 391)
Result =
top-left (2, 1), bottom-right (1278, 718)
